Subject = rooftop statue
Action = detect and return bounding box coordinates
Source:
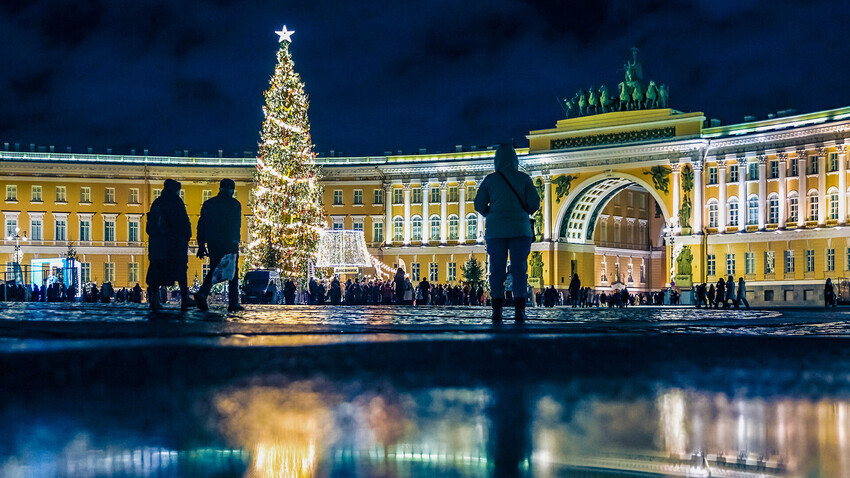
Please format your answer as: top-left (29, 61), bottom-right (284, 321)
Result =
top-left (561, 48), bottom-right (669, 118)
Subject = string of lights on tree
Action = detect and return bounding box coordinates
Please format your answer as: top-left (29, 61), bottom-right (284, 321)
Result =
top-left (246, 26), bottom-right (326, 278)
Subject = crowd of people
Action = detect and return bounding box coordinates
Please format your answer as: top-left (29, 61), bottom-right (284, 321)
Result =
top-left (693, 275), bottom-right (751, 309)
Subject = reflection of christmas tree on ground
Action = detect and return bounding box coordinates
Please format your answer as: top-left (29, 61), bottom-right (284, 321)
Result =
top-left (247, 26), bottom-right (324, 278)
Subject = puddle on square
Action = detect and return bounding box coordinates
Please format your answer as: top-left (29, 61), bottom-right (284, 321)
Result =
top-left (1, 373), bottom-right (849, 477)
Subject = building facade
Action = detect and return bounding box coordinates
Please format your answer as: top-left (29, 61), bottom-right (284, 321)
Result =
top-left (4, 103), bottom-right (850, 304)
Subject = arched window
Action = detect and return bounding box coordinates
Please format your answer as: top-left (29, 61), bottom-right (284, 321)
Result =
top-left (788, 192), bottom-right (799, 222)
top-left (707, 200), bottom-right (719, 228)
top-left (768, 194), bottom-right (779, 224)
top-left (808, 190), bottom-right (819, 221)
top-left (728, 198), bottom-right (739, 227)
top-left (448, 214), bottom-right (459, 240)
top-left (748, 195), bottom-right (759, 225)
top-left (430, 215), bottom-right (441, 241)
top-left (466, 213), bottom-right (478, 240)
top-left (828, 187), bottom-right (839, 220)
top-left (411, 215), bottom-right (422, 241)
top-left (393, 216), bottom-right (404, 242)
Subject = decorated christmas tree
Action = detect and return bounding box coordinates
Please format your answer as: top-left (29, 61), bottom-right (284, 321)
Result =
top-left (247, 26), bottom-right (325, 277)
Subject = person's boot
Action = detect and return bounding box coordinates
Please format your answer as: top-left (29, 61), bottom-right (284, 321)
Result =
top-left (491, 297), bottom-right (504, 324)
top-left (148, 287), bottom-right (162, 312)
top-left (514, 300), bottom-right (526, 324)
top-left (195, 291), bottom-right (209, 311)
top-left (227, 303), bottom-right (245, 312)
top-left (180, 288), bottom-right (190, 311)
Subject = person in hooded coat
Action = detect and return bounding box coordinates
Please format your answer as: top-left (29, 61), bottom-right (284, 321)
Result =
top-left (474, 144), bottom-right (540, 323)
top-left (146, 179), bottom-right (191, 311)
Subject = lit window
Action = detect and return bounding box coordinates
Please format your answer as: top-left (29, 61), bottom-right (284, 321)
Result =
top-left (809, 193), bottom-right (818, 221)
top-left (105, 187), bottom-right (116, 204)
top-left (372, 222), bottom-right (383, 243)
top-left (448, 215), bottom-right (459, 240)
top-left (128, 263), bottom-right (139, 283)
top-left (430, 215), bottom-right (441, 240)
top-left (764, 251), bottom-right (774, 274)
top-left (785, 250), bottom-right (795, 273)
top-left (448, 187), bottom-right (458, 202)
top-left (788, 195), bottom-right (799, 222)
top-left (411, 263), bottom-right (420, 281)
top-left (80, 187), bottom-right (91, 203)
top-left (129, 188), bottom-right (140, 204)
top-left (728, 200), bottom-right (739, 227)
top-left (708, 202), bottom-right (718, 228)
top-left (768, 196), bottom-right (779, 224)
top-left (5, 185), bottom-right (17, 201)
top-left (393, 216), bottom-right (403, 241)
top-left (202, 190), bottom-right (212, 202)
top-left (466, 214), bottom-right (478, 240)
top-left (31, 185), bottom-right (42, 202)
top-left (55, 186), bottom-right (67, 203)
top-left (411, 216), bottom-right (422, 241)
top-left (827, 248), bottom-right (835, 272)
top-left (104, 263), bottom-right (115, 283)
top-left (467, 185), bottom-right (476, 200)
top-left (429, 263), bottom-right (439, 282)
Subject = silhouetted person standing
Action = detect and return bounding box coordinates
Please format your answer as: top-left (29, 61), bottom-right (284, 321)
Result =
top-left (474, 144), bottom-right (540, 323)
top-left (195, 179), bottom-right (243, 312)
top-left (737, 277), bottom-right (750, 309)
top-left (146, 179), bottom-right (191, 311)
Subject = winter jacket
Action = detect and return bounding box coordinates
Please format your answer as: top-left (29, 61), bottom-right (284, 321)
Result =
top-left (197, 191), bottom-right (242, 256)
top-left (473, 145), bottom-right (540, 239)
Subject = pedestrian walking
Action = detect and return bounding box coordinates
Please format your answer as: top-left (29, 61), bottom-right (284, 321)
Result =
top-left (825, 278), bottom-right (837, 307)
top-left (145, 179), bottom-right (191, 311)
top-left (736, 277), bottom-right (750, 309)
top-left (715, 278), bottom-right (725, 309)
top-left (474, 144), bottom-right (540, 323)
top-left (195, 178), bottom-right (243, 312)
top-left (725, 275), bottom-right (736, 309)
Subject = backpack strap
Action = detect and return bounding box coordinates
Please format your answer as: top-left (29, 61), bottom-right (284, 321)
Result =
top-left (497, 171), bottom-right (528, 212)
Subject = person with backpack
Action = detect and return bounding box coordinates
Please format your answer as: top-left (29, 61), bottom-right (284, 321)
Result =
top-left (473, 144), bottom-right (540, 323)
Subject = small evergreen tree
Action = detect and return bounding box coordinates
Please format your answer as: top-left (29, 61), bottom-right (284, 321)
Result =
top-left (462, 257), bottom-right (484, 288)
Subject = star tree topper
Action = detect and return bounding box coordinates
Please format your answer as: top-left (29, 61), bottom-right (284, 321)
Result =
top-left (276, 25), bottom-right (294, 43)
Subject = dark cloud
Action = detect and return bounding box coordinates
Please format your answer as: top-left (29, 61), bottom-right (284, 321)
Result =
top-left (2, 0), bottom-right (850, 156)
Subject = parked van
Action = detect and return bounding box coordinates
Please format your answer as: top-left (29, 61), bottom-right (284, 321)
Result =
top-left (241, 269), bottom-right (282, 304)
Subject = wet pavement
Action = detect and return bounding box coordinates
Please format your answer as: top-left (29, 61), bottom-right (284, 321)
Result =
top-left (2, 303), bottom-right (850, 477)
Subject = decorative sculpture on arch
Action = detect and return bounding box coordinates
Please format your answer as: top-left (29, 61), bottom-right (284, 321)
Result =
top-left (644, 165), bottom-right (672, 194)
top-left (561, 48), bottom-right (670, 118)
top-left (552, 175), bottom-right (578, 202)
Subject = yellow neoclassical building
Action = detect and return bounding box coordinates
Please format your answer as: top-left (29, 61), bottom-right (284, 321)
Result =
top-left (4, 95), bottom-right (850, 305)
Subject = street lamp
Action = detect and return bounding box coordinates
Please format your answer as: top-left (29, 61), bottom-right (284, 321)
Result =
top-left (6, 226), bottom-right (27, 264)
top-left (662, 218), bottom-right (681, 289)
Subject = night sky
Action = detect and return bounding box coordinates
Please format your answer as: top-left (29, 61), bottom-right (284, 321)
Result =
top-left (3, 0), bottom-right (850, 157)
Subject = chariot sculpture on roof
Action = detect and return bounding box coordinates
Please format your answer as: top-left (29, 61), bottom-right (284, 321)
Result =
top-left (562, 47), bottom-right (668, 118)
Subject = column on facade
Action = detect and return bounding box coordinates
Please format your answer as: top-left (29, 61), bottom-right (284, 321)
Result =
top-left (671, 162), bottom-right (681, 228)
top-left (543, 175), bottom-right (552, 241)
top-left (797, 148), bottom-right (807, 228)
top-left (839, 145), bottom-right (847, 225)
top-left (693, 160), bottom-right (703, 233)
top-left (384, 183), bottom-right (393, 246)
top-left (777, 152), bottom-right (787, 229)
top-left (818, 147), bottom-right (826, 225)
top-left (440, 181), bottom-right (448, 244)
top-left (458, 179), bottom-right (466, 244)
top-left (717, 159), bottom-right (727, 231)
top-left (758, 154), bottom-right (767, 230)
top-left (402, 183), bottom-right (412, 245)
top-left (476, 178), bottom-right (485, 243)
top-left (738, 155), bottom-right (747, 232)
top-left (422, 181), bottom-right (430, 245)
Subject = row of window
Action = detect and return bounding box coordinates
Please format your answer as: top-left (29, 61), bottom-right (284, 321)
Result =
top-left (3, 185), bottom-right (241, 206)
top-left (599, 262), bottom-right (647, 284)
top-left (331, 186), bottom-right (477, 206)
top-left (4, 215), bottom-right (140, 243)
top-left (330, 214), bottom-right (482, 243)
top-left (706, 154), bottom-right (843, 185)
top-left (408, 262), bottom-right (460, 282)
top-left (706, 248), bottom-right (842, 276)
top-left (706, 190), bottom-right (846, 228)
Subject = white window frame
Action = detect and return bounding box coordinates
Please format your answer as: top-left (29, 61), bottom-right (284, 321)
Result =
top-left (78, 213), bottom-right (93, 242)
top-left (29, 213), bottom-right (43, 241)
top-left (102, 214), bottom-right (118, 242)
top-left (127, 214), bottom-right (142, 243)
